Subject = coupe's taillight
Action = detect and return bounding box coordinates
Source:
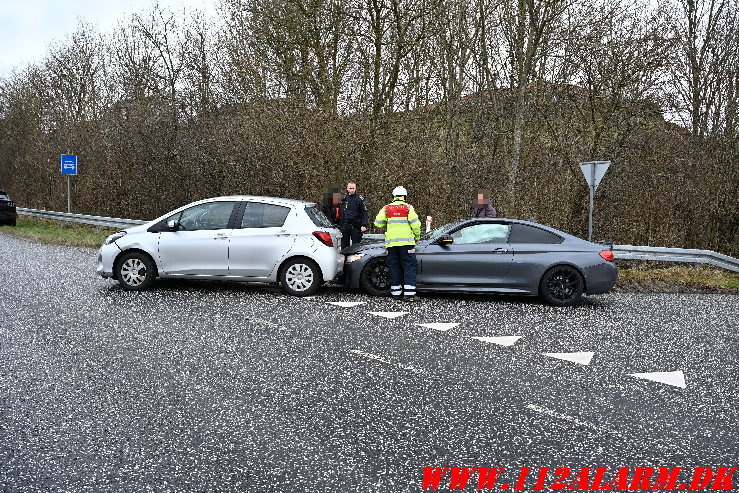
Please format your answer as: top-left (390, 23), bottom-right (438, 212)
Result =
top-left (599, 250), bottom-right (615, 261)
top-left (312, 231), bottom-right (333, 247)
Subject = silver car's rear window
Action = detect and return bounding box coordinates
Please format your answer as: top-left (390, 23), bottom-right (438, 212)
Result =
top-left (305, 206), bottom-right (334, 228)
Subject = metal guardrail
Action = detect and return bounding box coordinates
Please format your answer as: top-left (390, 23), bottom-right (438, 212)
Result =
top-left (14, 208), bottom-right (739, 272)
top-left (612, 244), bottom-right (739, 272)
top-left (17, 208), bottom-right (146, 232)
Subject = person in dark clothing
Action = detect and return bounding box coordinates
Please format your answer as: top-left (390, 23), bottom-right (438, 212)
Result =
top-left (471, 189), bottom-right (497, 218)
top-left (340, 181), bottom-right (369, 249)
top-left (321, 185), bottom-right (342, 225)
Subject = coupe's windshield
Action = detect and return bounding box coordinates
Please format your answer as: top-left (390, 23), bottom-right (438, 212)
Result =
top-left (423, 219), bottom-right (466, 241)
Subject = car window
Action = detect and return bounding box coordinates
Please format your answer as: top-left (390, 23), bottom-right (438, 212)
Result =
top-left (451, 223), bottom-right (510, 244)
top-left (305, 205), bottom-right (334, 228)
top-left (424, 220), bottom-right (467, 241)
top-left (240, 203), bottom-right (291, 228)
top-left (509, 224), bottom-right (563, 244)
top-left (170, 201), bottom-right (235, 231)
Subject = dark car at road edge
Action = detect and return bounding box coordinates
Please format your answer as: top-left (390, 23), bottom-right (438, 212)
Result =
top-left (0, 189), bottom-right (17, 227)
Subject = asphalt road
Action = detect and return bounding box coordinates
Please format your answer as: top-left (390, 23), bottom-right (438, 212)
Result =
top-left (1, 233), bottom-right (737, 492)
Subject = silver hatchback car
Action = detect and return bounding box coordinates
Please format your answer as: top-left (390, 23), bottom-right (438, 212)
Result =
top-left (96, 196), bottom-right (344, 296)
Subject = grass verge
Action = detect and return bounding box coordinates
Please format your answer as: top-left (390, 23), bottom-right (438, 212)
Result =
top-left (0, 217), bottom-right (115, 248)
top-left (2, 218), bottom-right (737, 293)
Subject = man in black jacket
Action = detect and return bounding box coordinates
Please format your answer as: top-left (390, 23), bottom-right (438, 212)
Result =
top-left (340, 181), bottom-right (369, 249)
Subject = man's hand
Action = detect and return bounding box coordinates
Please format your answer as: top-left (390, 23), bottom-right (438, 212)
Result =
top-left (360, 226), bottom-right (367, 232)
top-left (408, 248), bottom-right (416, 254)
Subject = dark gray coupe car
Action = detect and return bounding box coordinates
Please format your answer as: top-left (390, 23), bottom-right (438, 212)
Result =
top-left (342, 218), bottom-right (617, 306)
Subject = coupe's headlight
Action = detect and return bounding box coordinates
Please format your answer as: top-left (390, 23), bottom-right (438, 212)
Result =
top-left (104, 231), bottom-right (126, 245)
top-left (345, 253), bottom-right (365, 263)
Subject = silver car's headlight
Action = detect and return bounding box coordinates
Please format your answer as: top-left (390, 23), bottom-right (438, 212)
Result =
top-left (104, 231), bottom-right (127, 245)
top-left (345, 253), bottom-right (365, 263)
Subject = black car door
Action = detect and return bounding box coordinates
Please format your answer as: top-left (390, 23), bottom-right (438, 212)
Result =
top-left (418, 223), bottom-right (513, 287)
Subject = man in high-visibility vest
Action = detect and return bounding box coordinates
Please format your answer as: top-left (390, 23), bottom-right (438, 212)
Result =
top-left (373, 186), bottom-right (422, 301)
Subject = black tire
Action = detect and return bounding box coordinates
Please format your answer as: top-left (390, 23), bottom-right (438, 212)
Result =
top-left (360, 257), bottom-right (391, 296)
top-left (539, 265), bottom-right (584, 307)
top-left (116, 252), bottom-right (156, 291)
top-left (280, 258), bottom-right (321, 296)
top-left (9, 219), bottom-right (16, 227)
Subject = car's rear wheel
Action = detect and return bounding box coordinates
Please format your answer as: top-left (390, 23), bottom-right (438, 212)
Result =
top-left (116, 252), bottom-right (156, 291)
top-left (360, 257), bottom-right (391, 296)
top-left (539, 265), bottom-right (584, 306)
top-left (280, 258), bottom-right (321, 296)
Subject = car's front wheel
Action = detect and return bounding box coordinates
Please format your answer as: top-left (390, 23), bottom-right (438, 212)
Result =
top-left (116, 252), bottom-right (156, 291)
top-left (539, 265), bottom-right (584, 306)
top-left (280, 258), bottom-right (321, 296)
top-left (360, 257), bottom-right (391, 296)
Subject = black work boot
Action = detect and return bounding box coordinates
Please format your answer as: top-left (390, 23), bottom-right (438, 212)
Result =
top-left (403, 295), bottom-right (415, 302)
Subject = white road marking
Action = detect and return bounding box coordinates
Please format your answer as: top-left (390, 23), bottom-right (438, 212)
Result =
top-left (327, 301), bottom-right (366, 308)
top-left (471, 335), bottom-right (522, 347)
top-left (628, 370), bottom-right (687, 389)
top-left (417, 323), bottom-right (459, 332)
top-left (526, 404), bottom-right (602, 432)
top-left (349, 349), bottom-right (424, 374)
top-left (526, 403), bottom-right (688, 454)
top-left (544, 351), bottom-right (595, 366)
top-left (368, 311), bottom-right (409, 319)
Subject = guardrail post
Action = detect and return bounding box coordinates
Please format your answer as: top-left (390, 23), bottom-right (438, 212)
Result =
top-left (96, 225), bottom-right (102, 233)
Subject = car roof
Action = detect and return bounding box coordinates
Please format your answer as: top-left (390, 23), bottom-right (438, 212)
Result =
top-left (208, 195), bottom-right (315, 207)
top-left (456, 217), bottom-right (586, 242)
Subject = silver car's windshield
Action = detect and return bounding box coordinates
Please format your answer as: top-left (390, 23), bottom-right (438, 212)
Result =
top-left (423, 219), bottom-right (467, 241)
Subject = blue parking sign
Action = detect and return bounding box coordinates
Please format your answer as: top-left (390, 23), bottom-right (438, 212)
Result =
top-left (61, 154), bottom-right (77, 175)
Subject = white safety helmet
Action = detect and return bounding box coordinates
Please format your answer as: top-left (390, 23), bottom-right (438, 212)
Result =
top-left (392, 186), bottom-right (408, 196)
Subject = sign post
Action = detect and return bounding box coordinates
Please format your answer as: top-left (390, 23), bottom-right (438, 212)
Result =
top-left (61, 154), bottom-right (77, 213)
top-left (579, 160), bottom-right (611, 241)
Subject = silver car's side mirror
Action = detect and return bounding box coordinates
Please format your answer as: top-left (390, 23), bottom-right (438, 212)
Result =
top-left (167, 219), bottom-right (179, 231)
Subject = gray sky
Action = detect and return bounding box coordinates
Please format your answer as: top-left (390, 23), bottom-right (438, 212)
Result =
top-left (0, 0), bottom-right (218, 78)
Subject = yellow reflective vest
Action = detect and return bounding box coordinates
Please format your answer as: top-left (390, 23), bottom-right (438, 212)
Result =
top-left (373, 197), bottom-right (422, 247)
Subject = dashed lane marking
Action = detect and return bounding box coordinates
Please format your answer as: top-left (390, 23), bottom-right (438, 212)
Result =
top-left (544, 351), bottom-right (595, 366)
top-left (368, 311), bottom-right (410, 319)
top-left (327, 301), bottom-right (366, 308)
top-left (417, 323), bottom-right (459, 332)
top-left (471, 335), bottom-right (522, 347)
top-left (628, 370), bottom-right (687, 389)
top-left (349, 349), bottom-right (424, 374)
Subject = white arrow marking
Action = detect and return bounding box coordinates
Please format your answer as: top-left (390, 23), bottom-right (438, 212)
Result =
top-left (471, 336), bottom-right (522, 347)
top-left (628, 370), bottom-right (687, 389)
top-left (417, 323), bottom-right (459, 332)
top-left (326, 301), bottom-right (365, 308)
top-left (544, 351), bottom-right (595, 366)
top-left (368, 311), bottom-right (409, 319)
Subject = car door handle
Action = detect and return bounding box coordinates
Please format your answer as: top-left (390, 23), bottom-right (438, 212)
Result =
top-left (275, 230), bottom-right (291, 237)
top-left (492, 248), bottom-right (508, 253)
top-left (214, 233), bottom-right (229, 240)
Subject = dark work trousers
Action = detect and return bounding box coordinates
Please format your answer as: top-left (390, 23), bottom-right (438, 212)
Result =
top-left (340, 223), bottom-right (363, 249)
top-left (385, 245), bottom-right (417, 297)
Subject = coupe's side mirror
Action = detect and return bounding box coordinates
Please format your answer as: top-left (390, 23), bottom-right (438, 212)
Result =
top-left (439, 234), bottom-right (454, 244)
top-left (166, 219), bottom-right (180, 231)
